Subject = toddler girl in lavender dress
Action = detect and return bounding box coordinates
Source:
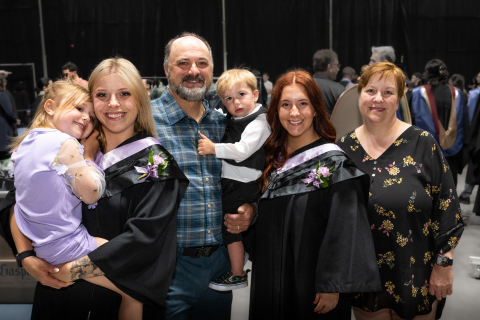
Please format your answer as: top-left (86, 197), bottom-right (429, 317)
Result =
top-left (10, 80), bottom-right (142, 320)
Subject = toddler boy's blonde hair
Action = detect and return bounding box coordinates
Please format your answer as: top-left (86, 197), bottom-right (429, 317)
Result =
top-left (216, 69), bottom-right (257, 99)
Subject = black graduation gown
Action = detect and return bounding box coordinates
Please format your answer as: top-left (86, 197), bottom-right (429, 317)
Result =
top-left (467, 94), bottom-right (480, 214)
top-left (249, 139), bottom-right (381, 320)
top-left (0, 132), bottom-right (189, 320)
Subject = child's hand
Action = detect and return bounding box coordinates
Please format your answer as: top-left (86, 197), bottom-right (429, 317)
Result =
top-left (198, 132), bottom-right (216, 155)
top-left (81, 130), bottom-right (100, 161)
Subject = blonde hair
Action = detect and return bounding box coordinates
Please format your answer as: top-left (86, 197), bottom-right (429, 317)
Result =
top-left (88, 57), bottom-right (157, 148)
top-left (216, 69), bottom-right (257, 99)
top-left (357, 62), bottom-right (406, 102)
top-left (10, 80), bottom-right (90, 151)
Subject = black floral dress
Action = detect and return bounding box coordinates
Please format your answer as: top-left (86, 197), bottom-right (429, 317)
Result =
top-left (337, 126), bottom-right (464, 320)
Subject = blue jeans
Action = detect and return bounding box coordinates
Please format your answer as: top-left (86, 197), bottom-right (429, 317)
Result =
top-left (166, 245), bottom-right (232, 320)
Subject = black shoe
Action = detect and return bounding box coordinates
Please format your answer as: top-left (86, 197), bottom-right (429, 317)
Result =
top-left (459, 195), bottom-right (470, 205)
top-left (208, 270), bottom-right (251, 291)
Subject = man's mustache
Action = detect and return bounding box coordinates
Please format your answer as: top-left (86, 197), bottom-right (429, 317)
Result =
top-left (182, 74), bottom-right (205, 83)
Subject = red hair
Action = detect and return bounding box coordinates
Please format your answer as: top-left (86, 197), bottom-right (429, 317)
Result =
top-left (260, 69), bottom-right (336, 192)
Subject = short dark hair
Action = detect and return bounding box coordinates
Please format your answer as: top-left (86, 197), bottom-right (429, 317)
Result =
top-left (164, 32), bottom-right (213, 72)
top-left (312, 49), bottom-right (337, 73)
top-left (62, 62), bottom-right (78, 72)
top-left (412, 72), bottom-right (421, 79)
top-left (37, 77), bottom-right (51, 91)
top-left (342, 66), bottom-right (356, 77)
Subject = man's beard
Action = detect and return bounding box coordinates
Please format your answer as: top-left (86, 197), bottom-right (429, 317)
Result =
top-left (168, 73), bottom-right (208, 101)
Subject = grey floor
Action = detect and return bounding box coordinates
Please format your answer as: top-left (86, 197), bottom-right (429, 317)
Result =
top-left (1, 172), bottom-right (479, 320)
top-left (231, 170), bottom-right (480, 320)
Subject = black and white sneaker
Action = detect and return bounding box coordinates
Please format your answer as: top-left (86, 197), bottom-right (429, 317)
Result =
top-left (208, 270), bottom-right (251, 291)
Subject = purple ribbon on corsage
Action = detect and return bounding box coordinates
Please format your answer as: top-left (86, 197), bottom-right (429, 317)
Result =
top-left (135, 149), bottom-right (169, 180)
top-left (135, 163), bottom-right (159, 180)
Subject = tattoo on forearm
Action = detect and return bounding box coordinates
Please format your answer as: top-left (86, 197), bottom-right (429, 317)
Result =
top-left (69, 256), bottom-right (105, 281)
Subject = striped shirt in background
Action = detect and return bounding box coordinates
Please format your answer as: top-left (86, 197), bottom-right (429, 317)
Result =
top-left (151, 90), bottom-right (226, 248)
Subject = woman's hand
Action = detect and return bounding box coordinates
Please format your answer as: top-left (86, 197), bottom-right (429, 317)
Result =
top-left (197, 132), bottom-right (215, 155)
top-left (22, 256), bottom-right (73, 289)
top-left (313, 293), bottom-right (339, 314)
top-left (224, 203), bottom-right (256, 233)
top-left (80, 130), bottom-right (100, 161)
top-left (429, 264), bottom-right (453, 300)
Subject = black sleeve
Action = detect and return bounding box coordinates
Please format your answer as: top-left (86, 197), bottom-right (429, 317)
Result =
top-left (0, 188), bottom-right (17, 255)
top-left (89, 178), bottom-right (187, 308)
top-left (0, 94), bottom-right (17, 124)
top-left (315, 177), bottom-right (382, 293)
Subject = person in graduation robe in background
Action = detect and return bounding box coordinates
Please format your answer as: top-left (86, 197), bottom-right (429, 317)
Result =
top-left (249, 69), bottom-right (381, 320)
top-left (0, 58), bottom-right (189, 319)
top-left (410, 59), bottom-right (464, 186)
top-left (466, 78), bottom-right (480, 217)
top-left (458, 72), bottom-right (480, 205)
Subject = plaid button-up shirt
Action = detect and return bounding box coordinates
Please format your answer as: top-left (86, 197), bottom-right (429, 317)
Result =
top-left (151, 90), bottom-right (226, 248)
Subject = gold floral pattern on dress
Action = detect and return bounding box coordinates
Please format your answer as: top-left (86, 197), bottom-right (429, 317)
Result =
top-left (374, 204), bottom-right (396, 219)
top-left (393, 138), bottom-right (410, 146)
top-left (424, 184), bottom-right (441, 200)
top-left (410, 256), bottom-right (415, 267)
top-left (396, 230), bottom-right (413, 247)
top-left (378, 251), bottom-right (395, 269)
top-left (420, 131), bottom-right (429, 136)
top-left (439, 198), bottom-right (450, 210)
top-left (350, 132), bottom-right (357, 139)
top-left (393, 294), bottom-right (404, 304)
top-left (385, 281), bottom-right (395, 294)
top-left (455, 213), bottom-right (461, 223)
top-left (354, 293), bottom-right (365, 299)
top-left (423, 251), bottom-right (434, 264)
top-left (403, 156), bottom-right (415, 166)
top-left (369, 192), bottom-right (372, 197)
top-left (423, 219), bottom-right (439, 238)
top-left (378, 220), bottom-right (394, 236)
top-left (404, 275), bottom-right (419, 297)
top-left (444, 163), bottom-right (448, 172)
top-left (418, 296), bottom-right (431, 312)
top-left (407, 191), bottom-right (421, 212)
top-left (412, 286), bottom-right (418, 297)
top-left (448, 237), bottom-right (459, 248)
top-left (421, 280), bottom-right (428, 297)
top-left (385, 162), bottom-right (400, 176)
top-left (363, 153), bottom-right (374, 162)
top-left (351, 145), bottom-right (359, 151)
top-left (383, 178), bottom-right (403, 188)
top-left (341, 135), bottom-right (346, 142)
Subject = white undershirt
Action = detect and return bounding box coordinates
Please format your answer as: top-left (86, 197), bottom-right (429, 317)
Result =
top-left (215, 104), bottom-right (271, 182)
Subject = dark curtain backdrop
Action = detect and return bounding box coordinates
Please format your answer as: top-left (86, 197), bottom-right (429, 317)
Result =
top-left (2, 0), bottom-right (480, 95)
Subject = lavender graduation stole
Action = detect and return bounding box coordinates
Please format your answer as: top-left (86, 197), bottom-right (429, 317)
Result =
top-left (277, 143), bottom-right (344, 174)
top-left (95, 137), bottom-right (161, 170)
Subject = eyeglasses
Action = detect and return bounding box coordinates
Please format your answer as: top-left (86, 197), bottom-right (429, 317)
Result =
top-left (331, 63), bottom-right (341, 69)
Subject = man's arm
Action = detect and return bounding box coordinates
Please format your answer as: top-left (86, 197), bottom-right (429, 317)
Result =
top-left (224, 203), bottom-right (256, 234)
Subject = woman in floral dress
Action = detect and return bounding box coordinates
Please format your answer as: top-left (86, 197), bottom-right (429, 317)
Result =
top-left (338, 62), bottom-right (464, 320)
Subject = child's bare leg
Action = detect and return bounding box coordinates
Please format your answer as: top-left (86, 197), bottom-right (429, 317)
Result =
top-left (85, 276), bottom-right (143, 320)
top-left (95, 237), bottom-right (108, 247)
top-left (228, 241), bottom-right (245, 276)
